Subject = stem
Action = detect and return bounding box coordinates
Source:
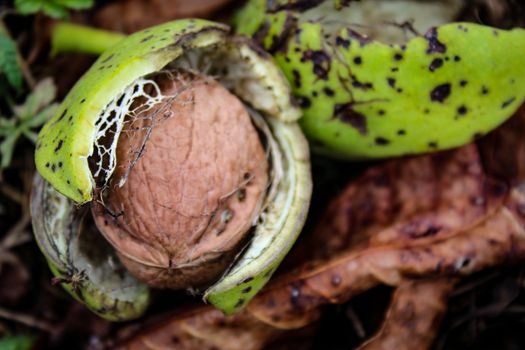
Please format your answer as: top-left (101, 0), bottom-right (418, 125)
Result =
top-left (0, 306), bottom-right (55, 332)
top-left (51, 22), bottom-right (126, 56)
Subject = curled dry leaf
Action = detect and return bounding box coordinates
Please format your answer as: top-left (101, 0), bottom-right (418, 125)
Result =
top-left (249, 204), bottom-right (525, 329)
top-left (116, 307), bottom-right (286, 350)
top-left (356, 279), bottom-right (456, 350)
top-left (294, 144), bottom-right (506, 262)
top-left (117, 106), bottom-right (525, 349)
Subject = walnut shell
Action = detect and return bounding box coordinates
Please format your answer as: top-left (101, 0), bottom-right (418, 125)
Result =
top-left (92, 73), bottom-right (269, 289)
top-left (34, 19), bottom-right (311, 316)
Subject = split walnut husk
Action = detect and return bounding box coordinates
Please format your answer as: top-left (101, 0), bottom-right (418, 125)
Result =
top-left (32, 20), bottom-right (312, 320)
top-left (235, 0), bottom-right (525, 159)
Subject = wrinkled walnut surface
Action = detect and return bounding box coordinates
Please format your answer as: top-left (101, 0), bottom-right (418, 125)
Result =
top-left (92, 73), bottom-right (269, 289)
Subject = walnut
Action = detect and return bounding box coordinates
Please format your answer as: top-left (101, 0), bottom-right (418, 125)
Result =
top-left (92, 73), bottom-right (269, 289)
top-left (33, 20), bottom-right (311, 318)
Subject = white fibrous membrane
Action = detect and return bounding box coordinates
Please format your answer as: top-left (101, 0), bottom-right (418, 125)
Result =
top-left (90, 78), bottom-right (165, 187)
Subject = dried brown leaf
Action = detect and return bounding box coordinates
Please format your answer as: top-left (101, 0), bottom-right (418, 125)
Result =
top-left (116, 306), bottom-right (286, 350)
top-left (249, 203), bottom-right (525, 329)
top-left (356, 279), bottom-right (456, 350)
top-left (296, 144), bottom-right (506, 263)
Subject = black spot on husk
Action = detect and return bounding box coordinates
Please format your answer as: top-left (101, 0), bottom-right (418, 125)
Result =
top-left (429, 58), bottom-right (444, 72)
top-left (335, 36), bottom-right (350, 48)
top-left (375, 137), bottom-right (390, 145)
top-left (502, 97), bottom-right (516, 109)
top-left (430, 83), bottom-right (451, 103)
top-left (425, 27), bottom-right (447, 54)
top-left (301, 49), bottom-right (331, 80)
top-left (334, 103), bottom-right (368, 135)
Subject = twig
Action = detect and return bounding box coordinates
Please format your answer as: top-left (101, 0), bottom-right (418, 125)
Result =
top-left (346, 305), bottom-right (366, 339)
top-left (1, 155), bottom-right (34, 250)
top-left (0, 183), bottom-right (24, 205)
top-left (504, 305), bottom-right (525, 314)
top-left (0, 250), bottom-right (22, 268)
top-left (0, 214), bottom-right (30, 275)
top-left (0, 307), bottom-right (55, 332)
top-left (1, 214), bottom-right (31, 250)
top-left (450, 271), bottom-right (500, 297)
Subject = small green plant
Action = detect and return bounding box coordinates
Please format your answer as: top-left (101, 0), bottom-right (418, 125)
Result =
top-left (0, 11), bottom-right (58, 171)
top-left (14, 0), bottom-right (94, 19)
top-left (0, 78), bottom-right (58, 170)
top-left (0, 31), bottom-right (23, 92)
top-left (0, 334), bottom-right (36, 350)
